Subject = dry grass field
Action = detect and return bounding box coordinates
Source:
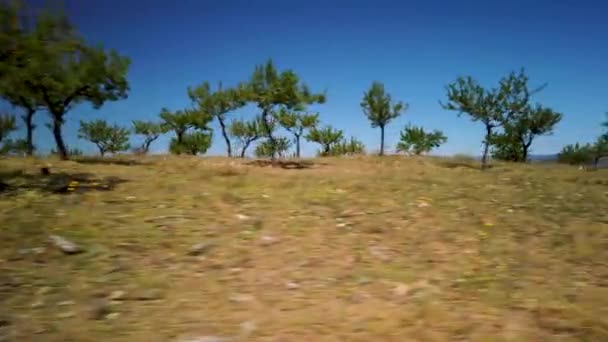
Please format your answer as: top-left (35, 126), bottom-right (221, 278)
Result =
top-left (0, 155), bottom-right (607, 341)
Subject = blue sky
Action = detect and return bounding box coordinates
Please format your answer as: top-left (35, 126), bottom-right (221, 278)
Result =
top-left (7, 0), bottom-right (608, 156)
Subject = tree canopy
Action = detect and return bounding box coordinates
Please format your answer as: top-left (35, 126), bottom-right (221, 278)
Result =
top-left (132, 120), bottom-right (166, 154)
top-left (443, 69), bottom-right (561, 168)
top-left (229, 116), bottom-right (270, 158)
top-left (361, 81), bottom-right (407, 155)
top-left (0, 1), bottom-right (131, 159)
top-left (396, 125), bottom-right (447, 155)
top-left (306, 125), bottom-right (343, 156)
top-left (275, 108), bottom-right (319, 158)
top-left (188, 81), bottom-right (247, 157)
top-left (78, 119), bottom-right (130, 156)
top-left (0, 113), bottom-right (17, 144)
top-left (245, 59), bottom-right (325, 160)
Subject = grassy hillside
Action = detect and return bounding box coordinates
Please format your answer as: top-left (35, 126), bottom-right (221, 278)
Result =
top-left (1, 155), bottom-right (607, 341)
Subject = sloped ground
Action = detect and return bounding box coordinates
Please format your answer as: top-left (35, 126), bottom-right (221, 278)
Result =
top-left (0, 155), bottom-right (607, 341)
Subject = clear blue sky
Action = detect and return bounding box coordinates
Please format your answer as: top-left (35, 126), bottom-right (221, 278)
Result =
top-left (9, 0), bottom-right (608, 156)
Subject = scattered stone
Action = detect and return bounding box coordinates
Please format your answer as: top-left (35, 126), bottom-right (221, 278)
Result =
top-left (188, 242), bottom-right (214, 256)
top-left (368, 245), bottom-right (391, 262)
top-left (108, 290), bottom-right (126, 301)
top-left (260, 235), bottom-right (280, 246)
top-left (417, 201), bottom-right (430, 208)
top-left (285, 281), bottom-right (300, 290)
top-left (229, 293), bottom-right (254, 303)
top-left (335, 222), bottom-right (348, 228)
top-left (240, 320), bottom-right (257, 336)
top-left (125, 196), bottom-right (136, 201)
top-left (235, 214), bottom-right (250, 220)
top-left (49, 235), bottom-right (83, 255)
top-left (261, 194), bottom-right (270, 198)
top-left (393, 283), bottom-right (411, 297)
top-left (34, 327), bottom-right (48, 334)
top-left (132, 288), bottom-right (164, 301)
top-left (105, 312), bottom-right (121, 320)
top-left (36, 287), bottom-right (51, 295)
top-left (31, 247), bottom-right (46, 255)
top-left (176, 336), bottom-right (231, 342)
top-left (57, 300), bottom-right (75, 306)
top-left (31, 300), bottom-right (45, 309)
top-left (57, 311), bottom-right (75, 319)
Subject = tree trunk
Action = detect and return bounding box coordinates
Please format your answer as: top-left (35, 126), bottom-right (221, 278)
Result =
top-left (594, 156), bottom-right (600, 169)
top-left (51, 116), bottom-right (68, 160)
top-left (481, 125), bottom-right (492, 169)
top-left (22, 108), bottom-right (36, 156)
top-left (99, 149), bottom-right (105, 157)
top-left (175, 131), bottom-right (185, 155)
top-left (218, 117), bottom-right (232, 157)
top-left (521, 145), bottom-right (529, 162)
top-left (261, 110), bottom-right (277, 160)
top-left (295, 134), bottom-right (301, 158)
top-left (379, 125), bottom-right (385, 156)
top-left (143, 140), bottom-right (151, 154)
top-left (241, 139), bottom-right (254, 158)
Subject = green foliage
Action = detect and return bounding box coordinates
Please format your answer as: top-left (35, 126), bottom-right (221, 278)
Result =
top-left (491, 71), bottom-right (562, 162)
top-left (396, 125), bottom-right (447, 155)
top-left (254, 137), bottom-right (291, 158)
top-left (169, 131), bottom-right (212, 155)
top-left (229, 116), bottom-right (270, 158)
top-left (159, 107), bottom-right (212, 154)
top-left (160, 108), bottom-right (211, 138)
top-left (78, 119), bottom-right (130, 156)
top-left (558, 143), bottom-right (593, 166)
top-left (442, 76), bottom-right (502, 168)
top-left (0, 1), bottom-right (40, 156)
top-left (245, 59), bottom-right (325, 159)
top-left (188, 81), bottom-right (247, 156)
top-left (132, 120), bottom-right (166, 153)
top-left (306, 125), bottom-right (343, 156)
top-left (0, 138), bottom-right (30, 155)
top-left (275, 108), bottom-right (319, 158)
top-left (0, 113), bottom-right (17, 143)
top-left (0, 2), bottom-right (131, 159)
top-left (326, 136), bottom-right (365, 156)
top-left (443, 69), bottom-right (561, 166)
top-left (361, 81), bottom-right (407, 155)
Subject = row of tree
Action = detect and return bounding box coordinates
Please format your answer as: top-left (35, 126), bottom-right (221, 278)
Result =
top-left (557, 115), bottom-right (608, 168)
top-left (0, 1), bottom-right (604, 167)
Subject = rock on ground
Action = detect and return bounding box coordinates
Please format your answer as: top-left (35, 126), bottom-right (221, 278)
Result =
top-left (49, 235), bottom-right (83, 254)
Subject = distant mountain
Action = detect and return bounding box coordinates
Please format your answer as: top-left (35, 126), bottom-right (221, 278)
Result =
top-left (528, 154), bottom-right (559, 162)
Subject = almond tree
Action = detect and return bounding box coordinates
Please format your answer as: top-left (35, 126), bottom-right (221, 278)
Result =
top-left (78, 119), bottom-right (130, 156)
top-left (3, 5), bottom-right (131, 160)
top-left (229, 116), bottom-right (270, 158)
top-left (276, 108), bottom-right (319, 158)
top-left (306, 125), bottom-right (343, 156)
top-left (132, 120), bottom-right (166, 154)
top-left (159, 107), bottom-right (212, 154)
top-left (245, 59), bottom-right (325, 160)
top-left (396, 125), bottom-right (447, 155)
top-left (441, 76), bottom-right (503, 169)
top-left (361, 81), bottom-right (407, 155)
top-left (1, 1), bottom-right (43, 155)
top-left (491, 70), bottom-right (561, 162)
top-left (188, 82), bottom-right (246, 157)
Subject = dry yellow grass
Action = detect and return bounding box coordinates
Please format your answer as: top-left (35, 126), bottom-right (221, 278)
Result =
top-left (1, 155), bottom-right (607, 341)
